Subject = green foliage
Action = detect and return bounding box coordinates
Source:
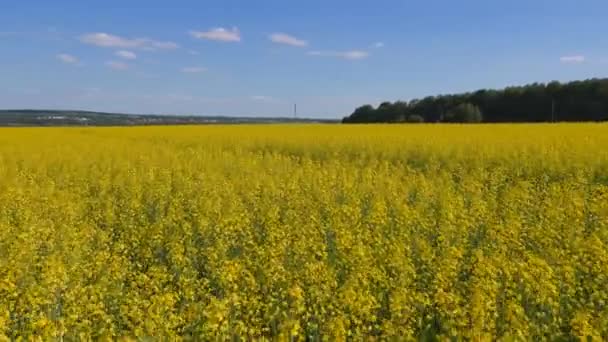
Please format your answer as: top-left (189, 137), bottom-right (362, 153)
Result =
top-left (443, 103), bottom-right (482, 123)
top-left (342, 78), bottom-right (608, 123)
top-left (407, 114), bottom-right (425, 123)
top-left (346, 105), bottom-right (377, 123)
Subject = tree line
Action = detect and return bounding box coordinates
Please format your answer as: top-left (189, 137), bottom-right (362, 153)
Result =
top-left (342, 78), bottom-right (608, 123)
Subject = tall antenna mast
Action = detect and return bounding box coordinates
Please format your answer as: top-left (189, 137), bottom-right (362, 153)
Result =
top-left (294, 103), bottom-right (297, 118)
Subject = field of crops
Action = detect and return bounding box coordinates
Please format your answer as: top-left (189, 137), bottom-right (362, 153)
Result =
top-left (1, 124), bottom-right (607, 340)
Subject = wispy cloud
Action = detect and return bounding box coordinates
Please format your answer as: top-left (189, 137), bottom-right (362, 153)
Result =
top-left (308, 50), bottom-right (369, 60)
top-left (190, 27), bottom-right (241, 42)
top-left (372, 42), bottom-right (385, 48)
top-left (106, 60), bottom-right (129, 70)
top-left (188, 50), bottom-right (200, 55)
top-left (149, 41), bottom-right (179, 50)
top-left (269, 33), bottom-right (308, 47)
top-left (115, 50), bottom-right (137, 60)
top-left (56, 53), bottom-right (79, 65)
top-left (181, 67), bottom-right (207, 73)
top-left (80, 33), bottom-right (178, 50)
top-left (560, 55), bottom-right (585, 64)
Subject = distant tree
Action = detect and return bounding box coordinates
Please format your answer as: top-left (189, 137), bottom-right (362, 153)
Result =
top-left (392, 101), bottom-right (409, 119)
top-left (376, 102), bottom-right (395, 122)
top-left (394, 114), bottom-right (407, 123)
top-left (407, 114), bottom-right (424, 123)
top-left (343, 104), bottom-right (376, 123)
top-left (443, 103), bottom-right (482, 123)
top-left (341, 78), bottom-right (608, 124)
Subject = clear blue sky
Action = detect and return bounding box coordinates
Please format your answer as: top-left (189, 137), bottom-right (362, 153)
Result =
top-left (1, 0), bottom-right (607, 118)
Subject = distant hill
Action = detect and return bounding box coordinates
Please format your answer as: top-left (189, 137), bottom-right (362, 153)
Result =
top-left (0, 110), bottom-right (338, 126)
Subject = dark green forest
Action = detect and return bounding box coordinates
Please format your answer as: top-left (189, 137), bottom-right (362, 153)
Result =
top-left (342, 78), bottom-right (608, 123)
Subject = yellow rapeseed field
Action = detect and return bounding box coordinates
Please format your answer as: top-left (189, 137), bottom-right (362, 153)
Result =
top-left (1, 124), bottom-right (608, 340)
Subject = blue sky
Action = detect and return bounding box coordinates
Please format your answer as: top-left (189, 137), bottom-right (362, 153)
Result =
top-left (1, 0), bottom-right (607, 118)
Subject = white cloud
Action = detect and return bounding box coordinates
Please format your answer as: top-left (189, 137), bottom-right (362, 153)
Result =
top-left (106, 60), bottom-right (129, 70)
top-left (80, 32), bottom-right (178, 50)
top-left (373, 42), bottom-right (385, 48)
top-left (149, 41), bottom-right (179, 50)
top-left (81, 33), bottom-right (138, 48)
top-left (269, 33), bottom-right (308, 47)
top-left (56, 53), bottom-right (79, 64)
top-left (181, 67), bottom-right (207, 73)
top-left (188, 50), bottom-right (200, 55)
top-left (560, 55), bottom-right (585, 64)
top-left (190, 27), bottom-right (241, 42)
top-left (342, 51), bottom-right (369, 59)
top-left (308, 50), bottom-right (369, 60)
top-left (115, 50), bottom-right (137, 60)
